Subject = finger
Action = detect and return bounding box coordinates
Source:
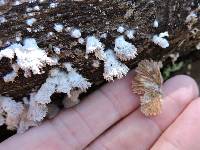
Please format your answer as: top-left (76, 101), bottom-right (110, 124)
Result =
top-left (0, 70), bottom-right (140, 150)
top-left (86, 75), bottom-right (199, 150)
top-left (151, 97), bottom-right (200, 150)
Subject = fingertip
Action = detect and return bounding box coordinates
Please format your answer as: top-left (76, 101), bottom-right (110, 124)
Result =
top-left (163, 75), bottom-right (199, 101)
top-left (152, 97), bottom-right (200, 150)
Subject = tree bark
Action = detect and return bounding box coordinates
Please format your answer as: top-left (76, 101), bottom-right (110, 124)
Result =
top-left (0, 0), bottom-right (199, 99)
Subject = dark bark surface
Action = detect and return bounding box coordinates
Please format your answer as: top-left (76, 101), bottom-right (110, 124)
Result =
top-left (0, 0), bottom-right (199, 100)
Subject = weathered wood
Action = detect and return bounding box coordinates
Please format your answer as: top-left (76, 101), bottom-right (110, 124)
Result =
top-left (0, 0), bottom-right (199, 99)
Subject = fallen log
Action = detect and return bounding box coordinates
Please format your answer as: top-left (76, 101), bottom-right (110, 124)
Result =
top-left (0, 0), bottom-right (199, 135)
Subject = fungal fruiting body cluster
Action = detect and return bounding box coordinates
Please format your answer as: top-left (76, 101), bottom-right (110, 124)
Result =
top-left (103, 49), bottom-right (129, 81)
top-left (85, 34), bottom-right (137, 81)
top-left (152, 31), bottom-right (169, 48)
top-left (28, 63), bottom-right (91, 122)
top-left (0, 38), bottom-right (57, 78)
top-left (0, 2), bottom-right (172, 133)
top-left (114, 36), bottom-right (137, 61)
top-left (0, 63), bottom-right (91, 133)
top-left (132, 60), bottom-right (164, 116)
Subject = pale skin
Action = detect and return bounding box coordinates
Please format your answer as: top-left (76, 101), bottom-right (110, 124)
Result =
top-left (0, 71), bottom-right (200, 150)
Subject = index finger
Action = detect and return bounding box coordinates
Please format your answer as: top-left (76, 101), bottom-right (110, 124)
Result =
top-left (0, 70), bottom-right (140, 150)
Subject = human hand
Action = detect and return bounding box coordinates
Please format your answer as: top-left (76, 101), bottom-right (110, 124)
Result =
top-left (0, 71), bottom-right (199, 150)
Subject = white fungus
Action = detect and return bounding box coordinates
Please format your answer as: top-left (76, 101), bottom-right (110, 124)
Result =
top-left (152, 31), bottom-right (169, 48)
top-left (0, 16), bottom-right (7, 24)
top-left (117, 26), bottom-right (125, 33)
top-left (13, 1), bottom-right (22, 6)
top-left (0, 44), bottom-right (15, 60)
top-left (54, 23), bottom-right (64, 32)
top-left (0, 115), bottom-right (5, 126)
top-left (26, 7), bottom-right (32, 12)
top-left (26, 18), bottom-right (37, 26)
top-left (25, 64), bottom-right (91, 121)
top-left (17, 106), bottom-right (37, 134)
top-left (86, 36), bottom-right (105, 60)
top-left (196, 42), bottom-right (200, 50)
top-left (16, 36), bottom-right (21, 41)
top-left (159, 31), bottom-right (169, 38)
top-left (3, 64), bottom-right (19, 82)
top-left (63, 63), bottom-right (92, 93)
top-left (33, 5), bottom-right (40, 11)
top-left (33, 63), bottom-right (91, 105)
top-left (27, 93), bottom-right (48, 122)
top-left (53, 46), bottom-right (61, 54)
top-left (153, 19), bottom-right (159, 28)
top-left (0, 38), bottom-right (58, 77)
top-left (125, 29), bottom-right (135, 39)
top-left (50, 2), bottom-right (58, 8)
top-left (100, 33), bottom-right (107, 39)
top-left (3, 70), bottom-right (18, 82)
top-left (70, 28), bottom-right (81, 38)
top-left (78, 37), bottom-right (85, 44)
top-left (0, 96), bottom-right (24, 130)
top-left (114, 35), bottom-right (137, 61)
top-left (0, 91), bottom-right (49, 132)
top-left (26, 28), bottom-right (32, 32)
top-left (103, 49), bottom-right (129, 81)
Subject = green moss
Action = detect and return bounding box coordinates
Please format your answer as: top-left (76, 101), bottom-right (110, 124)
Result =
top-left (163, 62), bottom-right (184, 80)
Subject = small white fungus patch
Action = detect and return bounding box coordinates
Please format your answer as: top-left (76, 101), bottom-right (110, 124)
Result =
top-left (103, 49), bottom-right (129, 81)
top-left (86, 36), bottom-right (105, 60)
top-left (196, 42), bottom-right (200, 50)
top-left (33, 5), bottom-right (40, 11)
top-left (100, 33), bottom-right (107, 39)
top-left (25, 64), bottom-right (91, 122)
top-left (152, 31), bottom-right (169, 48)
top-left (28, 93), bottom-right (48, 122)
top-left (50, 2), bottom-right (58, 8)
top-left (70, 28), bottom-right (81, 38)
top-left (159, 31), bottom-right (169, 38)
top-left (3, 64), bottom-right (19, 82)
top-left (153, 20), bottom-right (159, 28)
top-left (26, 28), bottom-right (32, 32)
top-left (26, 18), bottom-right (37, 26)
top-left (16, 36), bottom-right (21, 41)
top-left (125, 29), bottom-right (135, 39)
top-left (117, 26), bottom-right (125, 33)
top-left (78, 38), bottom-right (85, 44)
top-left (0, 38), bottom-right (57, 77)
top-left (114, 35), bottom-right (137, 61)
top-left (0, 96), bottom-right (24, 130)
top-left (53, 46), bottom-right (61, 54)
top-left (13, 1), bottom-right (22, 6)
top-left (0, 16), bottom-right (7, 24)
top-left (33, 63), bottom-right (91, 105)
top-left (54, 23), bottom-right (64, 32)
top-left (26, 7), bottom-right (33, 12)
top-left (17, 106), bottom-right (38, 134)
